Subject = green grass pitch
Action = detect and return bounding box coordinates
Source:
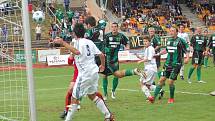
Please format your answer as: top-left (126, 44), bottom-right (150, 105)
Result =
top-left (33, 60), bottom-right (215, 121)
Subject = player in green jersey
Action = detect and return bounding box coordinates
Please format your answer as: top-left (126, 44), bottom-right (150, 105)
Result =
top-left (153, 27), bottom-right (190, 103)
top-left (208, 33), bottom-right (215, 67)
top-left (102, 22), bottom-right (143, 100)
top-left (148, 27), bottom-right (162, 78)
top-left (203, 29), bottom-right (210, 68)
top-left (188, 27), bottom-right (208, 83)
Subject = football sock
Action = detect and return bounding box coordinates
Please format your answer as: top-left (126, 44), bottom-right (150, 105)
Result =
top-left (169, 85), bottom-right (175, 99)
top-left (141, 85), bottom-right (151, 98)
top-left (112, 77), bottom-right (119, 92)
top-left (157, 71), bottom-right (161, 79)
top-left (180, 65), bottom-right (184, 76)
top-left (188, 66), bottom-right (195, 79)
top-left (204, 57), bottom-right (208, 67)
top-left (154, 85), bottom-right (162, 99)
top-left (125, 69), bottom-right (134, 76)
top-left (150, 85), bottom-right (156, 91)
top-left (65, 91), bottom-right (72, 112)
top-left (93, 96), bottom-right (111, 118)
top-left (197, 66), bottom-right (201, 81)
top-left (102, 77), bottom-right (108, 96)
top-left (96, 92), bottom-right (104, 100)
top-left (65, 104), bottom-right (78, 121)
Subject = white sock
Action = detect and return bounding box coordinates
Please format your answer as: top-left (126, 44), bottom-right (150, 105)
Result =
top-left (150, 85), bottom-right (156, 91)
top-left (93, 96), bottom-right (111, 118)
top-left (180, 65), bottom-right (184, 76)
top-left (141, 85), bottom-right (151, 98)
top-left (65, 104), bottom-right (78, 121)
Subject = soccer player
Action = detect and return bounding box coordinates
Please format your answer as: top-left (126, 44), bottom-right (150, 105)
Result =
top-left (153, 27), bottom-right (189, 103)
top-left (177, 24), bottom-right (190, 80)
top-left (187, 27), bottom-right (208, 83)
top-left (148, 27), bottom-right (161, 79)
top-left (135, 36), bottom-right (158, 103)
top-left (84, 16), bottom-right (105, 65)
top-left (54, 23), bottom-right (115, 121)
top-left (203, 29), bottom-right (210, 68)
top-left (60, 39), bottom-right (104, 119)
top-left (208, 33), bottom-right (215, 67)
top-left (102, 22), bottom-right (143, 100)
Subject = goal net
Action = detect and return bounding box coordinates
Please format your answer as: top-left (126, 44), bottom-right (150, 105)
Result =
top-left (0, 0), bottom-right (30, 120)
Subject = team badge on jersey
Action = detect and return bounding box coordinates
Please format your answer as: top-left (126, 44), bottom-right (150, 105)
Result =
top-left (109, 37), bottom-right (113, 41)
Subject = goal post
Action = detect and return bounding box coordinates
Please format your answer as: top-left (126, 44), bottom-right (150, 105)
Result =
top-left (0, 0), bottom-right (36, 121)
top-left (21, 0), bottom-right (37, 121)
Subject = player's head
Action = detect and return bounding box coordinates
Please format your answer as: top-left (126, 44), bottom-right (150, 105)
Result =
top-left (111, 22), bottom-right (119, 34)
top-left (195, 27), bottom-right (202, 35)
top-left (148, 27), bottom-right (155, 36)
top-left (84, 16), bottom-right (96, 28)
top-left (169, 27), bottom-right (178, 38)
top-left (178, 24), bottom-right (185, 32)
top-left (203, 29), bottom-right (208, 36)
top-left (73, 23), bottom-right (86, 38)
top-left (143, 36), bottom-right (151, 47)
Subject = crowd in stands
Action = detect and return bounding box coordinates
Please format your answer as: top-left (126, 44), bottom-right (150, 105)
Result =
top-left (111, 0), bottom-right (191, 35)
top-left (186, 0), bottom-right (215, 28)
top-left (36, 0), bottom-right (87, 48)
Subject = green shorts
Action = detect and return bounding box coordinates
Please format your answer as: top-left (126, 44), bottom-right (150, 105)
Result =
top-left (192, 51), bottom-right (203, 65)
top-left (161, 64), bottom-right (182, 80)
top-left (101, 61), bottom-right (119, 76)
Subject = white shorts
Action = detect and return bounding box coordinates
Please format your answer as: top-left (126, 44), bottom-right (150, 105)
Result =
top-left (139, 69), bottom-right (157, 85)
top-left (72, 71), bottom-right (99, 99)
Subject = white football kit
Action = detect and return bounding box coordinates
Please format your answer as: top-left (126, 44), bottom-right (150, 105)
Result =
top-left (140, 46), bottom-right (157, 85)
top-left (72, 38), bottom-right (101, 99)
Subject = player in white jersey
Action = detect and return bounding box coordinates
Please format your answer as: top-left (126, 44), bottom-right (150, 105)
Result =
top-left (54, 23), bottom-right (114, 121)
top-left (177, 24), bottom-right (190, 80)
top-left (136, 36), bottom-right (157, 103)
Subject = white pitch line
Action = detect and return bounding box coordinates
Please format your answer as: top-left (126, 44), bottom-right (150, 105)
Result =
top-left (0, 115), bottom-right (18, 121)
top-left (36, 87), bottom-right (210, 96)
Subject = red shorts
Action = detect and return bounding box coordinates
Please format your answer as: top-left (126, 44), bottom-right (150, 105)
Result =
top-left (68, 57), bottom-right (78, 82)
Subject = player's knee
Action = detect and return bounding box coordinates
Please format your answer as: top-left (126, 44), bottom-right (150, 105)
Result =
top-left (159, 77), bottom-right (166, 84)
top-left (168, 79), bottom-right (174, 85)
top-left (88, 93), bottom-right (96, 101)
top-left (71, 98), bottom-right (79, 104)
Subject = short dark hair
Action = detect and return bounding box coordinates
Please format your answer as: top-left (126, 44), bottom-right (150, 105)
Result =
top-left (112, 22), bottom-right (118, 27)
top-left (143, 36), bottom-right (151, 42)
top-left (73, 23), bottom-right (86, 38)
top-left (84, 16), bottom-right (96, 27)
top-left (179, 24), bottom-right (185, 28)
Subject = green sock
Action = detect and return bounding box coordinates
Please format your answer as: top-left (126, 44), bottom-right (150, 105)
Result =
top-left (102, 77), bottom-right (108, 96)
top-left (112, 77), bottom-right (119, 92)
top-left (154, 85), bottom-right (162, 99)
top-left (197, 66), bottom-right (201, 81)
top-left (204, 57), bottom-right (208, 67)
top-left (169, 85), bottom-right (175, 99)
top-left (125, 69), bottom-right (134, 76)
top-left (188, 66), bottom-right (195, 79)
top-left (157, 71), bottom-right (161, 79)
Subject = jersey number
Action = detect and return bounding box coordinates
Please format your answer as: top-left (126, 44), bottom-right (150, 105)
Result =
top-left (86, 45), bottom-right (91, 56)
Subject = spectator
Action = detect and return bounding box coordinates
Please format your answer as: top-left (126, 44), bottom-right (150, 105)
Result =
top-left (13, 25), bottom-right (20, 41)
top-left (64, 0), bottom-right (70, 12)
top-left (1, 24), bottom-right (8, 42)
top-left (35, 24), bottom-right (42, 42)
top-left (51, 22), bottom-right (58, 40)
